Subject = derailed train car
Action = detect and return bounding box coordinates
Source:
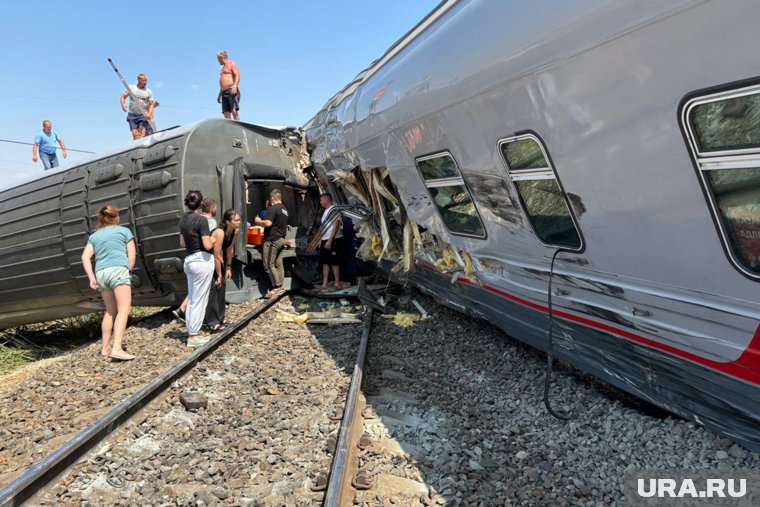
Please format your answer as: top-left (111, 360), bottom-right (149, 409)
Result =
top-left (0, 119), bottom-right (316, 329)
top-left (306, 0), bottom-right (760, 450)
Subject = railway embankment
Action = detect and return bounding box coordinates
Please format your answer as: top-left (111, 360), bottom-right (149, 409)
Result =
top-left (1, 291), bottom-right (759, 505)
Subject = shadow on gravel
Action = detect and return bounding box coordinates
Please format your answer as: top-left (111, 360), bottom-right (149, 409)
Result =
top-left (302, 315), bottom-right (364, 378)
top-left (162, 329), bottom-right (188, 342)
top-left (552, 360), bottom-right (674, 421)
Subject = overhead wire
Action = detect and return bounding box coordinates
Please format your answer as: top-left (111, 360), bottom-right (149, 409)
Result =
top-left (0, 93), bottom-right (290, 114)
top-left (0, 94), bottom-right (219, 112)
top-left (0, 139), bottom-right (95, 154)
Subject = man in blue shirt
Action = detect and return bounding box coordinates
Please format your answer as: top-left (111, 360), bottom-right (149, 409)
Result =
top-left (32, 120), bottom-right (67, 170)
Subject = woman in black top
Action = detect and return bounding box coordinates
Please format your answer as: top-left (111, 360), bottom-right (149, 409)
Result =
top-left (205, 209), bottom-right (240, 332)
top-left (178, 190), bottom-right (215, 347)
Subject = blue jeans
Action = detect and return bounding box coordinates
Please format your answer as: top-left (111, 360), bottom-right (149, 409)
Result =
top-left (40, 151), bottom-right (58, 170)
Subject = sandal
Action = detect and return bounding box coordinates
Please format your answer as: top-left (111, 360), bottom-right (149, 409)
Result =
top-left (210, 323), bottom-right (227, 334)
top-left (109, 352), bottom-right (136, 361)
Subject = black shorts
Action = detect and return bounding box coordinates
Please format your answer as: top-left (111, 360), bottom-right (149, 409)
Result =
top-left (221, 89), bottom-right (240, 113)
top-left (319, 238), bottom-right (342, 266)
top-left (127, 112), bottom-right (149, 130)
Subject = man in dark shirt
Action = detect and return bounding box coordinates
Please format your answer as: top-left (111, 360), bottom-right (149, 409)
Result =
top-left (255, 189), bottom-right (289, 298)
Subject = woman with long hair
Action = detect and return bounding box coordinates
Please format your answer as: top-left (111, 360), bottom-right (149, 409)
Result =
top-left (205, 209), bottom-right (241, 332)
top-left (81, 206), bottom-right (136, 361)
top-left (179, 190), bottom-right (216, 347)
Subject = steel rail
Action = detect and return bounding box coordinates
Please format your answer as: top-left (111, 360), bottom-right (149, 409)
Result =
top-left (0, 294), bottom-right (284, 507)
top-left (324, 308), bottom-right (374, 506)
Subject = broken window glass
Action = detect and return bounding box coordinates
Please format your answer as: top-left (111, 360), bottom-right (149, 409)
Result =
top-left (706, 167), bottom-right (760, 274)
top-left (514, 179), bottom-right (581, 248)
top-left (417, 156), bottom-right (461, 180)
top-left (684, 85), bottom-right (760, 278)
top-left (502, 138), bottom-right (549, 170)
top-left (429, 185), bottom-right (485, 237)
top-left (415, 153), bottom-right (486, 238)
top-left (691, 93), bottom-right (760, 152)
top-left (499, 135), bottom-right (582, 249)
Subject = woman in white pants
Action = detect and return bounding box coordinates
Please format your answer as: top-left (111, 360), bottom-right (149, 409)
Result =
top-left (179, 190), bottom-right (216, 347)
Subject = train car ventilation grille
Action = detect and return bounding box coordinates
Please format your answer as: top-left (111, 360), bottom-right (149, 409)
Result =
top-left (142, 145), bottom-right (178, 166)
top-left (95, 164), bottom-right (124, 184)
top-left (139, 171), bottom-right (174, 192)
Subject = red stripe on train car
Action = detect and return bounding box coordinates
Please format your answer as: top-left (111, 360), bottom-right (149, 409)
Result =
top-left (418, 263), bottom-right (760, 384)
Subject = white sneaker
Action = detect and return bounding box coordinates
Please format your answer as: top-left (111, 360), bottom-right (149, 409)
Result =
top-left (187, 335), bottom-right (212, 348)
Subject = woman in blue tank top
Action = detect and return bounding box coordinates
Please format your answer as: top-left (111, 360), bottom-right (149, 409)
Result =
top-left (81, 206), bottom-right (136, 361)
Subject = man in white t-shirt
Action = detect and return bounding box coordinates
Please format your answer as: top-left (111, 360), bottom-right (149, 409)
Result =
top-left (201, 198), bottom-right (219, 230)
top-left (318, 193), bottom-right (342, 290)
top-left (119, 73), bottom-right (155, 140)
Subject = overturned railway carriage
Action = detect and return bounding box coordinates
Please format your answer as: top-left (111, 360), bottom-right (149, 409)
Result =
top-left (0, 119), bottom-right (314, 329)
top-left (306, 0), bottom-right (760, 450)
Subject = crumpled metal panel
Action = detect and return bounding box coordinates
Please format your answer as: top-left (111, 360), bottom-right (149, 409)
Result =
top-left (308, 112), bottom-right (358, 175)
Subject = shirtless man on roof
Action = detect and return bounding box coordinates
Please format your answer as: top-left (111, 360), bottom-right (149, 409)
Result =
top-left (216, 51), bottom-right (240, 120)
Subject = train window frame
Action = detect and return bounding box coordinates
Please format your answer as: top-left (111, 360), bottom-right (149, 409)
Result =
top-left (414, 152), bottom-right (487, 239)
top-left (682, 83), bottom-right (760, 280)
top-left (497, 133), bottom-right (583, 250)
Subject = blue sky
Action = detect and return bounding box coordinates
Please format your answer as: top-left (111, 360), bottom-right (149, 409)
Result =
top-left (0, 1), bottom-right (440, 189)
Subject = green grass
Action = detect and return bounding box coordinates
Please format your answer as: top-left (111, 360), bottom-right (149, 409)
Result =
top-left (0, 308), bottom-right (166, 376)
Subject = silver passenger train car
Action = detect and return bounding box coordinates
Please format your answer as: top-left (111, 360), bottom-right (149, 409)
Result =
top-left (306, 0), bottom-right (760, 450)
top-left (0, 119), bottom-right (314, 329)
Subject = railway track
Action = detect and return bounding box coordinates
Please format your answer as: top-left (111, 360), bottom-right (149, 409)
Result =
top-left (0, 296), bottom-right (284, 505)
top-left (2, 289), bottom-right (760, 505)
top-left (0, 292), bottom-right (389, 506)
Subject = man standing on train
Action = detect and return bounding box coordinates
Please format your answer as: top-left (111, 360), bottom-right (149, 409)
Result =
top-left (120, 73), bottom-right (155, 140)
top-left (217, 51), bottom-right (240, 120)
top-left (32, 120), bottom-right (67, 170)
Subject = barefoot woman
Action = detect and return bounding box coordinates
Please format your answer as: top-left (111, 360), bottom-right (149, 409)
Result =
top-left (81, 206), bottom-right (136, 361)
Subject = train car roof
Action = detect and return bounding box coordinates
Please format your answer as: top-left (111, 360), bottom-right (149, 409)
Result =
top-left (304, 0), bottom-right (458, 130)
top-left (1, 119), bottom-right (299, 192)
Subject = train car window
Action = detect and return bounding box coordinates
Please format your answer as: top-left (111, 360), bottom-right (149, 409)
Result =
top-left (502, 138), bottom-right (549, 170)
top-left (499, 135), bottom-right (582, 249)
top-left (690, 93), bottom-right (760, 153)
top-left (418, 155), bottom-right (461, 180)
top-left (416, 153), bottom-right (486, 238)
top-left (683, 85), bottom-right (760, 277)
